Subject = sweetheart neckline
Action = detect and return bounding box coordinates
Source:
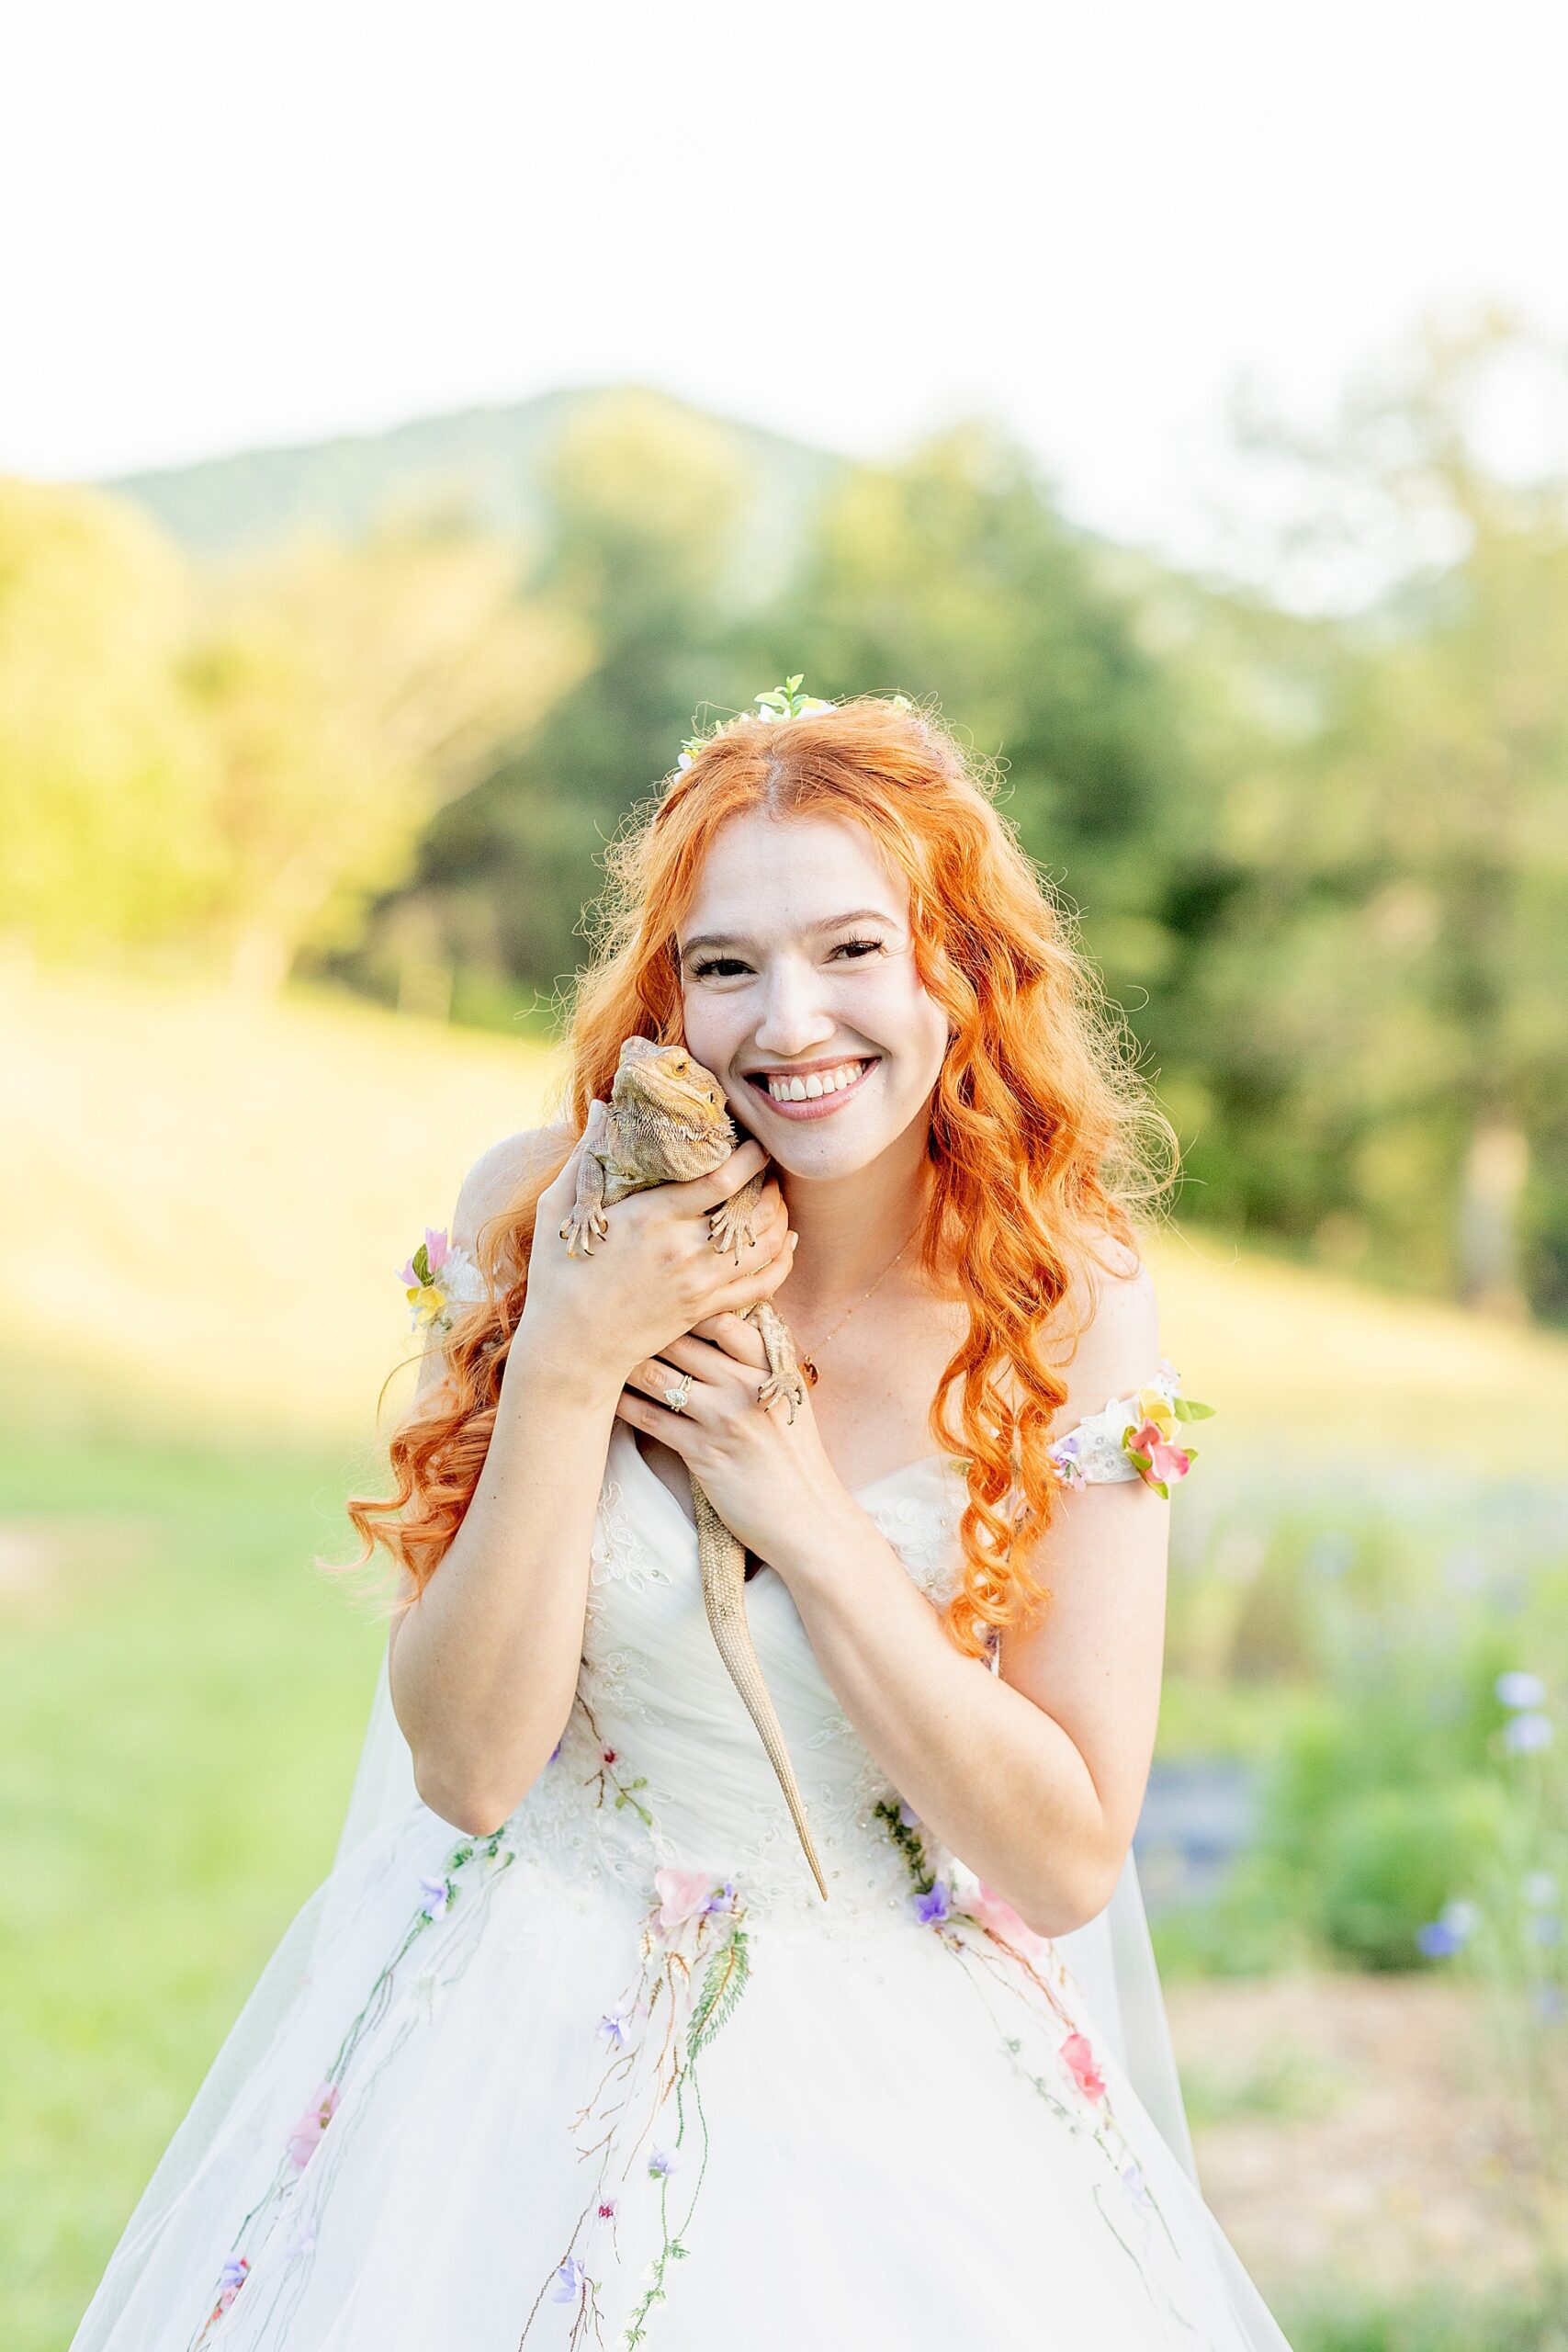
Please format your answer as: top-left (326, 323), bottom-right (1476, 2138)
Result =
top-left (615, 1422), bottom-right (964, 1542)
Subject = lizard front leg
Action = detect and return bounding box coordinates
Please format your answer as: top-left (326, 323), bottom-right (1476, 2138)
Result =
top-left (558, 1098), bottom-right (615, 1257)
top-left (708, 1167), bottom-right (767, 1263)
top-left (742, 1297), bottom-right (807, 1425)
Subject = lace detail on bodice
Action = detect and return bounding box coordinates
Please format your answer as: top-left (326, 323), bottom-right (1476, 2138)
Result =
top-left (586, 1475), bottom-right (672, 1600)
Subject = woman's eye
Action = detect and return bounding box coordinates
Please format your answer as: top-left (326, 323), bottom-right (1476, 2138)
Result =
top-left (832, 937), bottom-right (885, 961)
top-left (688, 938), bottom-right (885, 981)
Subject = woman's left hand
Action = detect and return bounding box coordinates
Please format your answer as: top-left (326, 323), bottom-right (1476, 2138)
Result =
top-left (615, 1310), bottom-right (850, 1574)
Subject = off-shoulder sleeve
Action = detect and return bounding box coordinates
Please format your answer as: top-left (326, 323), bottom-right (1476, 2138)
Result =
top-left (1044, 1356), bottom-right (1213, 1498)
top-left (396, 1227), bottom-right (489, 1337)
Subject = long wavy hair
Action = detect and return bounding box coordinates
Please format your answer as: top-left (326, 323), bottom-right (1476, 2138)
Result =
top-left (343, 692), bottom-right (1179, 1658)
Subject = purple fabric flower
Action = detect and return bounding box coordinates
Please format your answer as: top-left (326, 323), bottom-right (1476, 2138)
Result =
top-left (598, 2004), bottom-right (633, 2048)
top-left (1504, 1712), bottom-right (1554, 1754)
top-left (551, 2256), bottom-right (586, 2303)
top-left (702, 1880), bottom-right (738, 1916)
top-left (648, 2146), bottom-right (681, 2177)
top-left (1122, 2162), bottom-right (1155, 2209)
top-left (418, 1873), bottom-right (450, 1918)
top-left (219, 2256), bottom-right (248, 2294)
top-left (548, 1739), bottom-right (562, 1764)
top-left (897, 1802), bottom-right (920, 1828)
top-left (912, 1881), bottom-right (951, 1926)
top-left (284, 2219), bottom-right (317, 2263)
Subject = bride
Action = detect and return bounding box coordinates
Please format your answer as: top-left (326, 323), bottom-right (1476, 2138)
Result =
top-left (73, 684), bottom-right (1293, 2348)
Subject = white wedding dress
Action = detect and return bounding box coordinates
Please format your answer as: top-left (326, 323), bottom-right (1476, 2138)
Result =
top-left (72, 1350), bottom-right (1293, 2351)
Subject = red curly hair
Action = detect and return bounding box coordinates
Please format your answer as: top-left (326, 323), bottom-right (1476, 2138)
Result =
top-left (343, 692), bottom-right (1179, 1658)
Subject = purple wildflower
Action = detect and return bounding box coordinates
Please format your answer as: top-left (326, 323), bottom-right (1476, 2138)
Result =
top-left (551, 2256), bottom-right (586, 2303)
top-left (1496, 1671), bottom-right (1547, 1710)
top-left (913, 1881), bottom-right (952, 1926)
top-left (1503, 1713), bottom-right (1554, 1755)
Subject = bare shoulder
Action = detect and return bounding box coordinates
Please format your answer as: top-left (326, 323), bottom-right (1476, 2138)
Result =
top-left (454, 1120), bottom-right (576, 1252)
top-left (1046, 1232), bottom-right (1160, 1423)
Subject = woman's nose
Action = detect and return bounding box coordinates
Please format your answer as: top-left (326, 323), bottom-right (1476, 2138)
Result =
top-left (750, 958), bottom-right (837, 1055)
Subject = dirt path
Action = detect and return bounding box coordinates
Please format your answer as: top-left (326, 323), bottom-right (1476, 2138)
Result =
top-left (1166, 1971), bottom-right (1561, 2308)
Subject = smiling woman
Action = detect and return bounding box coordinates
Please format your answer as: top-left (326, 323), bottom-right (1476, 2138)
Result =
top-left (73, 685), bottom-right (1291, 2352)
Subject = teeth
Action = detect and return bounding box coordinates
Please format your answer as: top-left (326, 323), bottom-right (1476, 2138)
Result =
top-left (764, 1059), bottom-right (866, 1103)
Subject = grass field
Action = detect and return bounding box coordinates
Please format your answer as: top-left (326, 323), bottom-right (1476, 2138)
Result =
top-left (6, 963), bottom-right (1567, 2347)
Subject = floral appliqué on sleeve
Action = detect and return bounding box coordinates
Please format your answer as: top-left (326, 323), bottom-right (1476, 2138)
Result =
top-left (397, 1227), bottom-right (485, 1337)
top-left (1045, 1357), bottom-right (1215, 1498)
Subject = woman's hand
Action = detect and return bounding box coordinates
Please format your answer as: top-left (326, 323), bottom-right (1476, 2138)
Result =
top-left (615, 1310), bottom-right (852, 1572)
top-left (518, 1120), bottom-right (795, 1398)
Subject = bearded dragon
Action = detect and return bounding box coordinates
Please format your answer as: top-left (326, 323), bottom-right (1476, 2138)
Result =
top-left (558, 1035), bottom-right (829, 1902)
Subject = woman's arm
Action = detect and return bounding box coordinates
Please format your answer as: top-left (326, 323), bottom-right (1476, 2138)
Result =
top-left (615, 1249), bottom-right (1168, 1937)
top-left (388, 1125), bottom-right (795, 1838)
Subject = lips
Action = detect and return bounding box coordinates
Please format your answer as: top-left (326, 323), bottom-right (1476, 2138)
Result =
top-left (744, 1056), bottom-right (878, 1120)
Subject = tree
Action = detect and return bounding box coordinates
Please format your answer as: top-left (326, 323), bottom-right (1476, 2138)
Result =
top-left (186, 518), bottom-right (588, 995)
top-left (0, 480), bottom-right (218, 959)
top-left (1203, 313), bottom-right (1568, 1315)
top-left (400, 390), bottom-right (752, 998)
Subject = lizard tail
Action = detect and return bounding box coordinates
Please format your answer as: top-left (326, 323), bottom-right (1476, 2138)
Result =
top-left (691, 1482), bottom-right (829, 1903)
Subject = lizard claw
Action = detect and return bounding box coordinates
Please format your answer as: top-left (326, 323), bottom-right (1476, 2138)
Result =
top-left (755, 1369), bottom-right (806, 1424)
top-left (708, 1196), bottom-right (756, 1262)
top-left (559, 1205), bottom-right (609, 1257)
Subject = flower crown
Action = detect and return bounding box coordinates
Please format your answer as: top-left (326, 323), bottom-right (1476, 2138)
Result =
top-left (673, 677), bottom-right (915, 773)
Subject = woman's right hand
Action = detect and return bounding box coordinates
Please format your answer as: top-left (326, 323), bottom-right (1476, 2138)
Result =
top-left (516, 1119), bottom-right (795, 1396)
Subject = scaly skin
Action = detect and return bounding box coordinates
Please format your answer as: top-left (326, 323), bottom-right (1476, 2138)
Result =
top-left (560, 1035), bottom-right (829, 1901)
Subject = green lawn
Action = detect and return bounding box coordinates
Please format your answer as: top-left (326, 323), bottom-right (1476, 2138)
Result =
top-left (1, 1420), bottom-right (383, 2350)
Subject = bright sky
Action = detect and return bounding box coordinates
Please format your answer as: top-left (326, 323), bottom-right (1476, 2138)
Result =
top-left (5, 0), bottom-right (1567, 588)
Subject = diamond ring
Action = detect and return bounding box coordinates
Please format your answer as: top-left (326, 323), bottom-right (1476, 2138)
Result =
top-left (664, 1371), bottom-right (694, 1414)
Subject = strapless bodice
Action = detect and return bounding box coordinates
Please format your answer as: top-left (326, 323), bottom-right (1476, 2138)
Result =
top-left (499, 1422), bottom-right (973, 1927)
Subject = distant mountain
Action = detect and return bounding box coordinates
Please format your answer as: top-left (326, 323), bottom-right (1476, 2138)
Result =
top-left (100, 383), bottom-right (844, 596)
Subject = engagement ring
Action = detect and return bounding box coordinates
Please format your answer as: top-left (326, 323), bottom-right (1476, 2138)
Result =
top-left (664, 1372), bottom-right (694, 1413)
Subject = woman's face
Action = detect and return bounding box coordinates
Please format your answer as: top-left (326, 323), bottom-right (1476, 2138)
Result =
top-left (676, 808), bottom-right (951, 1174)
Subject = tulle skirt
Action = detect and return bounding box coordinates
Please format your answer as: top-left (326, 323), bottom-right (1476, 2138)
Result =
top-left (73, 1795), bottom-right (1290, 2350)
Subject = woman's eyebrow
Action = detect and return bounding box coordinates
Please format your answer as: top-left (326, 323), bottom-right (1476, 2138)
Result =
top-left (680, 908), bottom-right (897, 958)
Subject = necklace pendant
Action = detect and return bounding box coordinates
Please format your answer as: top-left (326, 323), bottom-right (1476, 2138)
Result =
top-left (799, 1358), bottom-right (820, 1387)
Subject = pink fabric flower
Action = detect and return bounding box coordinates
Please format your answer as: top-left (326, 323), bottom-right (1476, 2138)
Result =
top-left (286, 2080), bottom-right (341, 2170)
top-left (964, 1881), bottom-right (1047, 1950)
top-left (1060, 2030), bottom-right (1106, 2103)
top-left (396, 1227), bottom-right (453, 1290)
top-left (653, 1867), bottom-right (716, 1931)
top-left (1125, 1419), bottom-right (1191, 1491)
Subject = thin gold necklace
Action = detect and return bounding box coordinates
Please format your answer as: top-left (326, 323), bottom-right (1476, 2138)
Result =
top-left (795, 1223), bottom-right (921, 1387)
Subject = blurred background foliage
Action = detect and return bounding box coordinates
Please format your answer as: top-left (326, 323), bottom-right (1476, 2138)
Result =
top-left (6, 311), bottom-right (1565, 1323)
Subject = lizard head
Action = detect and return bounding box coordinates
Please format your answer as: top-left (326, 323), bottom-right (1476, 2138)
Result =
top-left (610, 1036), bottom-right (741, 1177)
